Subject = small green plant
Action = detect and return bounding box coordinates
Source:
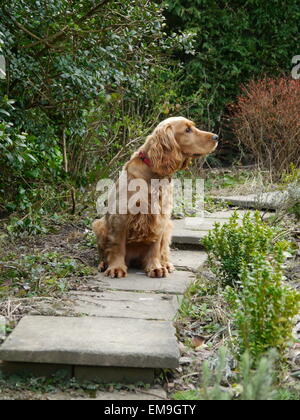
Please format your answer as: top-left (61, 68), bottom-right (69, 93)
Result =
top-left (225, 253), bottom-right (300, 361)
top-left (238, 350), bottom-right (278, 400)
top-left (0, 252), bottom-right (95, 298)
top-left (6, 210), bottom-right (49, 237)
top-left (276, 388), bottom-right (300, 400)
top-left (199, 347), bottom-right (232, 400)
top-left (172, 348), bottom-right (280, 401)
top-left (281, 163), bottom-right (300, 186)
top-left (0, 369), bottom-right (152, 399)
top-left (202, 211), bottom-right (290, 287)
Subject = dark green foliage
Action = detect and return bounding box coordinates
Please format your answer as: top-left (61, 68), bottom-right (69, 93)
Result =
top-left (0, 96), bottom-right (63, 213)
top-left (0, 0), bottom-right (195, 214)
top-left (0, 1), bottom-right (171, 212)
top-left (1, 0), bottom-right (169, 122)
top-left (165, 0), bottom-right (300, 128)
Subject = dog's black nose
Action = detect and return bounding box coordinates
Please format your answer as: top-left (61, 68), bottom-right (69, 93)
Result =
top-left (212, 134), bottom-right (219, 142)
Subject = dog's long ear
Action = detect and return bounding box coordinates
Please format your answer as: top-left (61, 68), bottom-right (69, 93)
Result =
top-left (146, 124), bottom-right (183, 176)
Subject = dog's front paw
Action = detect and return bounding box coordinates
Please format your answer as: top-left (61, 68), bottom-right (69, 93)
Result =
top-left (104, 265), bottom-right (127, 278)
top-left (98, 261), bottom-right (108, 272)
top-left (145, 264), bottom-right (168, 278)
top-left (163, 262), bottom-right (175, 273)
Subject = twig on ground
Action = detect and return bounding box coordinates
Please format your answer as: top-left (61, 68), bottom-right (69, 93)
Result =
top-left (135, 390), bottom-right (168, 400)
top-left (61, 255), bottom-right (87, 265)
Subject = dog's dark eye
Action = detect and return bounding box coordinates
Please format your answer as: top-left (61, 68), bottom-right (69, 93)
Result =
top-left (186, 127), bottom-right (192, 133)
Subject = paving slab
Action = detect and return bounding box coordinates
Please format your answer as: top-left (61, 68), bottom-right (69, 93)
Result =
top-left (68, 290), bottom-right (180, 320)
top-left (171, 249), bottom-right (207, 272)
top-left (0, 316), bottom-right (179, 369)
top-left (214, 191), bottom-right (288, 210)
top-left (93, 269), bottom-right (195, 295)
top-left (172, 218), bottom-right (230, 245)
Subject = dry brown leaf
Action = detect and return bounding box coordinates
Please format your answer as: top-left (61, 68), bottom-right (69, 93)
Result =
top-left (191, 335), bottom-right (206, 348)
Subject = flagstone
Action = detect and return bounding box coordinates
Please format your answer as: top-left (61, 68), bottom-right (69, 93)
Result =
top-left (0, 316), bottom-right (180, 369)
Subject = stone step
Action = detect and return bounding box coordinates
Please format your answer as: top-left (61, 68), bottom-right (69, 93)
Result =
top-left (92, 269), bottom-right (195, 295)
top-left (68, 290), bottom-right (180, 321)
top-left (66, 251), bottom-right (206, 323)
top-left (214, 191), bottom-right (286, 210)
top-left (171, 249), bottom-right (207, 272)
top-left (172, 218), bottom-right (228, 245)
top-left (0, 316), bottom-right (180, 372)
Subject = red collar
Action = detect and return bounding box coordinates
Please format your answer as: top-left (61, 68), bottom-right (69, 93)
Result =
top-left (139, 151), bottom-right (152, 167)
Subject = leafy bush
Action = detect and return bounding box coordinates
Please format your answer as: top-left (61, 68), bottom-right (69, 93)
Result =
top-left (0, 1), bottom-right (194, 184)
top-left (6, 209), bottom-right (49, 237)
top-left (0, 96), bottom-right (63, 213)
top-left (202, 211), bottom-right (289, 287)
top-left (0, 1), bottom-right (197, 215)
top-left (166, 0), bottom-right (300, 130)
top-left (69, 67), bottom-right (188, 181)
top-left (231, 77), bottom-right (300, 176)
top-left (226, 253), bottom-right (300, 361)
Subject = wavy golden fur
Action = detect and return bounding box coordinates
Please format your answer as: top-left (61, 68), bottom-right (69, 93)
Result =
top-left (93, 117), bottom-right (218, 278)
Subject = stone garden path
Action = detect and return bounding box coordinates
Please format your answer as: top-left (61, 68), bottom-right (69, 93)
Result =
top-left (0, 207), bottom-right (269, 399)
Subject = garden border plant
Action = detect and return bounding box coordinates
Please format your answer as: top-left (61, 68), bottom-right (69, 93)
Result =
top-left (202, 211), bottom-right (300, 363)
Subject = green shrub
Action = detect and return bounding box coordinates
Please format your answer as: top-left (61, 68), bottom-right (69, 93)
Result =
top-left (0, 1), bottom-right (194, 187)
top-left (226, 252), bottom-right (300, 361)
top-left (202, 211), bottom-right (290, 287)
top-left (0, 96), bottom-right (63, 213)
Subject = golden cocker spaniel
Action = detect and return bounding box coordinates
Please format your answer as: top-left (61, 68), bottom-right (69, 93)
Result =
top-left (93, 117), bottom-right (218, 278)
